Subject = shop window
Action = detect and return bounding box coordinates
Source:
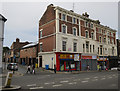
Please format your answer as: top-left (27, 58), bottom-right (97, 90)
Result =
top-left (73, 27), bottom-right (77, 36)
top-left (73, 42), bottom-right (77, 52)
top-left (62, 24), bottom-right (67, 34)
top-left (62, 41), bottom-right (66, 51)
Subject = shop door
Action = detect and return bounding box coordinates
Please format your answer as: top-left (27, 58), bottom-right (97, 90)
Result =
top-left (60, 61), bottom-right (64, 71)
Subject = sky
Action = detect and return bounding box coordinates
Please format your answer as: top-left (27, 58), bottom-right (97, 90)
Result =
top-left (0, 1), bottom-right (119, 48)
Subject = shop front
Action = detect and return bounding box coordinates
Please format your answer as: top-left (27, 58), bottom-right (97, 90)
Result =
top-left (81, 54), bottom-right (97, 71)
top-left (56, 52), bottom-right (81, 71)
top-left (97, 56), bottom-right (109, 70)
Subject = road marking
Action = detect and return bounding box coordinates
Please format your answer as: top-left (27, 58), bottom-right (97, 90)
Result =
top-left (85, 78), bottom-right (90, 80)
top-left (29, 86), bottom-right (43, 89)
top-left (92, 79), bottom-right (98, 81)
top-left (108, 77), bottom-right (113, 79)
top-left (44, 83), bottom-right (50, 85)
top-left (81, 81), bottom-right (88, 83)
top-left (73, 79), bottom-right (78, 81)
top-left (27, 84), bottom-right (36, 87)
top-left (68, 82), bottom-right (77, 85)
top-left (94, 77), bottom-right (98, 78)
top-left (101, 78), bottom-right (106, 80)
top-left (53, 84), bottom-right (62, 87)
top-left (60, 80), bottom-right (69, 83)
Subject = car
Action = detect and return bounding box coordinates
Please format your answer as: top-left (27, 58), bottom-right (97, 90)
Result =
top-left (7, 63), bottom-right (18, 71)
top-left (111, 67), bottom-right (120, 71)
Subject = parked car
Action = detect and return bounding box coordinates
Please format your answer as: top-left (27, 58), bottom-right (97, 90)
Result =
top-left (7, 63), bottom-right (18, 71)
top-left (111, 66), bottom-right (120, 71)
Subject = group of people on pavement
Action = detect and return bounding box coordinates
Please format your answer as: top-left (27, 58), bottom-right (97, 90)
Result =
top-left (26, 64), bottom-right (35, 74)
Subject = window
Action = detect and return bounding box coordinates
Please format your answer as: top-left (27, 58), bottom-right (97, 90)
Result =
top-left (104, 37), bottom-right (106, 43)
top-left (83, 44), bottom-right (85, 52)
top-left (85, 31), bottom-right (89, 38)
top-left (73, 42), bottom-right (77, 52)
top-left (99, 36), bottom-right (102, 43)
top-left (62, 41), bottom-right (66, 51)
top-left (108, 37), bottom-right (110, 44)
top-left (91, 32), bottom-right (94, 40)
top-left (98, 47), bottom-right (99, 55)
top-left (103, 30), bottom-right (106, 35)
top-left (90, 23), bottom-right (93, 28)
top-left (62, 14), bottom-right (66, 21)
top-left (90, 45), bottom-right (92, 53)
top-left (73, 17), bottom-right (76, 24)
top-left (100, 46), bottom-right (102, 55)
top-left (107, 32), bottom-right (110, 36)
top-left (93, 45), bottom-right (95, 53)
top-left (62, 25), bottom-right (67, 34)
top-left (40, 44), bottom-right (42, 52)
top-left (40, 30), bottom-right (42, 38)
top-left (85, 21), bottom-right (88, 27)
top-left (99, 28), bottom-right (101, 33)
top-left (112, 47), bottom-right (114, 55)
top-left (86, 41), bottom-right (89, 52)
top-left (73, 27), bottom-right (77, 36)
top-left (112, 38), bottom-right (114, 44)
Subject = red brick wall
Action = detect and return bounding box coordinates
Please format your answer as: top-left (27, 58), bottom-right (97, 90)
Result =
top-left (39, 35), bottom-right (56, 52)
top-left (20, 46), bottom-right (37, 58)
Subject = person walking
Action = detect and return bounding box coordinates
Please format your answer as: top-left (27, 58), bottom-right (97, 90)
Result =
top-left (87, 65), bottom-right (90, 71)
top-left (26, 65), bottom-right (31, 74)
top-left (32, 64), bottom-right (35, 74)
top-left (54, 64), bottom-right (56, 74)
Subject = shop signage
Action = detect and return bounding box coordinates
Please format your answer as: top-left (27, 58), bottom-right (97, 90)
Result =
top-left (74, 54), bottom-right (79, 61)
top-left (92, 55), bottom-right (97, 59)
top-left (60, 54), bottom-right (74, 59)
top-left (82, 56), bottom-right (92, 59)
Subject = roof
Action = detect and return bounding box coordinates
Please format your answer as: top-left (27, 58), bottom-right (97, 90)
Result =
top-left (0, 14), bottom-right (7, 22)
top-left (22, 42), bottom-right (38, 49)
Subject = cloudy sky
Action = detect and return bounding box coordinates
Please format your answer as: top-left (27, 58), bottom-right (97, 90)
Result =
top-left (0, 1), bottom-right (119, 47)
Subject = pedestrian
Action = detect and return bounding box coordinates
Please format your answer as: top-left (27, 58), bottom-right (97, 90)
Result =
top-left (32, 64), bottom-right (35, 74)
top-left (26, 65), bottom-right (31, 74)
top-left (54, 64), bottom-right (56, 74)
top-left (87, 65), bottom-right (90, 71)
top-left (68, 62), bottom-right (72, 72)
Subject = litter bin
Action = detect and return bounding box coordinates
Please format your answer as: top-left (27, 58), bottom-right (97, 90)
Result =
top-left (45, 65), bottom-right (49, 70)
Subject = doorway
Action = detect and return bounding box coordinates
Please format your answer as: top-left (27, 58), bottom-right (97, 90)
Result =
top-left (40, 56), bottom-right (42, 67)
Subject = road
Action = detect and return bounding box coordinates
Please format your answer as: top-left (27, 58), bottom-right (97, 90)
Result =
top-left (2, 64), bottom-right (119, 90)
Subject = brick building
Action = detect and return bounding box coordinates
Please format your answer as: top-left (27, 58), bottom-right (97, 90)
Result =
top-left (38, 4), bottom-right (117, 71)
top-left (9, 38), bottom-right (29, 63)
top-left (20, 42), bottom-right (38, 66)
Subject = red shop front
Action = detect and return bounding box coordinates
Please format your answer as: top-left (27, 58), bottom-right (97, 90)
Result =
top-left (56, 52), bottom-right (81, 71)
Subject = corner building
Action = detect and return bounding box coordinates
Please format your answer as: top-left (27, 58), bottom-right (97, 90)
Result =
top-left (38, 4), bottom-right (117, 71)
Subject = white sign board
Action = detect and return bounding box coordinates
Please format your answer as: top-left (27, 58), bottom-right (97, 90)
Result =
top-left (74, 54), bottom-right (79, 61)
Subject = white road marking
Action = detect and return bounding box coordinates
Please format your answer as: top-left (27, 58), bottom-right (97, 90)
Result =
top-left (85, 78), bottom-right (90, 80)
top-left (94, 77), bottom-right (98, 78)
top-left (68, 82), bottom-right (77, 85)
top-left (92, 79), bottom-right (98, 81)
top-left (108, 77), bottom-right (113, 79)
top-left (29, 86), bottom-right (43, 89)
top-left (27, 84), bottom-right (36, 87)
top-left (81, 81), bottom-right (88, 83)
top-left (53, 84), bottom-right (62, 87)
top-left (60, 80), bottom-right (69, 83)
top-left (101, 78), bottom-right (106, 80)
top-left (73, 79), bottom-right (78, 81)
top-left (44, 83), bottom-right (50, 85)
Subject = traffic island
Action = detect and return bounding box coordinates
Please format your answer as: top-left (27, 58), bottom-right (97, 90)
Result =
top-left (0, 85), bottom-right (21, 91)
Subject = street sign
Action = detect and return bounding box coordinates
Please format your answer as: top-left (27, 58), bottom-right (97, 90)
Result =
top-left (5, 72), bottom-right (13, 88)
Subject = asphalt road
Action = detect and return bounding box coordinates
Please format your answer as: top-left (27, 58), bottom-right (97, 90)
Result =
top-left (2, 70), bottom-right (119, 90)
